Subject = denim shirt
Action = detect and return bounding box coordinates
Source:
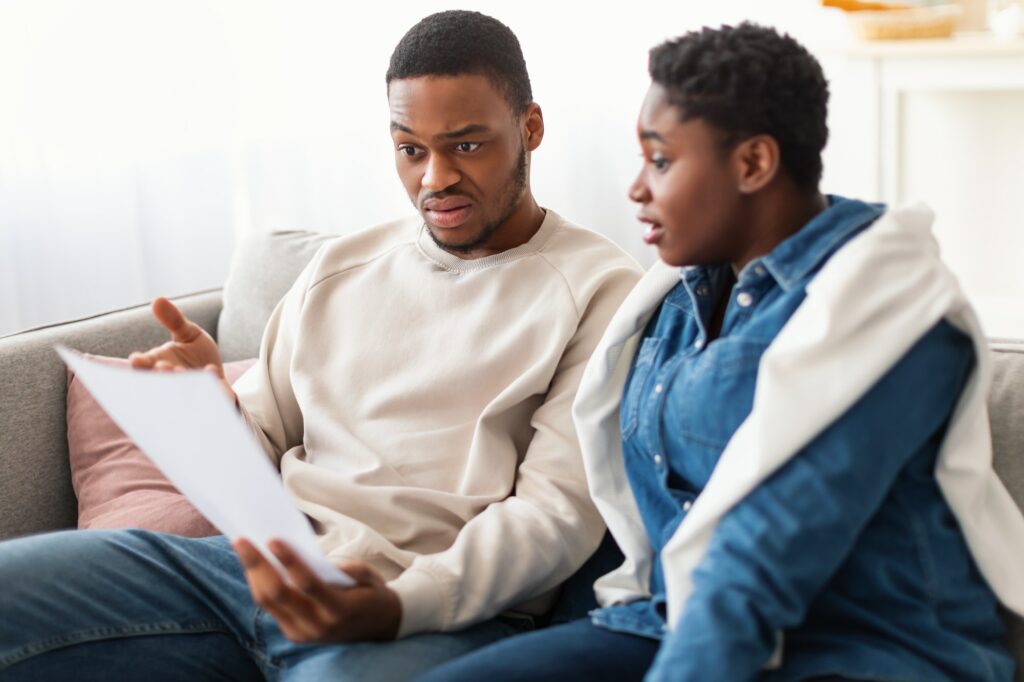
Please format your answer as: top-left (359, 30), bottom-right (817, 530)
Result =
top-left (591, 197), bottom-right (1014, 682)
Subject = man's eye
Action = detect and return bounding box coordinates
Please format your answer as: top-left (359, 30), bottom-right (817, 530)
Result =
top-left (456, 142), bottom-right (480, 153)
top-left (651, 154), bottom-right (670, 171)
top-left (398, 145), bottom-right (421, 158)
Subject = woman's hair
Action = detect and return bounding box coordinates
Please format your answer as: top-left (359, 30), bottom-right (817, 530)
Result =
top-left (386, 10), bottom-right (533, 115)
top-left (649, 22), bottom-right (829, 192)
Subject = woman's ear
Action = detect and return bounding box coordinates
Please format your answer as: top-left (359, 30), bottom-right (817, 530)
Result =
top-left (523, 102), bottom-right (544, 152)
top-left (733, 134), bottom-right (780, 194)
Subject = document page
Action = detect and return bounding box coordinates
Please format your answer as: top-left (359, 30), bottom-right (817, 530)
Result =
top-left (57, 346), bottom-right (353, 587)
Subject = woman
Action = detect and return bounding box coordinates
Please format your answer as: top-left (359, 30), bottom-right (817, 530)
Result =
top-left (418, 22), bottom-right (1022, 682)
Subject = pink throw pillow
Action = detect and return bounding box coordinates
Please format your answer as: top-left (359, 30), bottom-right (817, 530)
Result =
top-left (67, 355), bottom-right (256, 536)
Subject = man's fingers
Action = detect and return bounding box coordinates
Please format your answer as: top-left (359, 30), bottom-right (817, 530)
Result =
top-left (152, 297), bottom-right (201, 344)
top-left (128, 342), bottom-right (178, 370)
top-left (130, 350), bottom-right (185, 372)
top-left (236, 538), bottom-right (292, 602)
top-left (153, 360), bottom-right (187, 373)
top-left (337, 561), bottom-right (384, 588)
top-left (234, 539), bottom-right (324, 639)
top-left (269, 540), bottom-right (345, 609)
top-left (128, 352), bottom-right (154, 369)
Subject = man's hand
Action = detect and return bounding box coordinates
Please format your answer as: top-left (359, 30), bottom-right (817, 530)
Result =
top-left (128, 297), bottom-right (237, 404)
top-left (233, 538), bottom-right (403, 643)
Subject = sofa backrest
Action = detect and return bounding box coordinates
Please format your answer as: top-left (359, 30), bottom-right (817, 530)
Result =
top-left (991, 339), bottom-right (1024, 511)
top-left (217, 230), bottom-right (336, 361)
top-left (0, 286), bottom-right (1021, 675)
top-left (0, 291), bottom-right (222, 538)
top-left (988, 339), bottom-right (1024, 680)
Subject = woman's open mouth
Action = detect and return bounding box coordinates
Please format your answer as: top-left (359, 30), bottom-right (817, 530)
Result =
top-left (639, 216), bottom-right (664, 245)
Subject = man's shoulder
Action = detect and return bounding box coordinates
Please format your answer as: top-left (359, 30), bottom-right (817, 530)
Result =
top-left (540, 210), bottom-right (643, 280)
top-left (306, 215), bottom-right (421, 286)
top-left (534, 211), bottom-right (643, 314)
top-left (542, 211), bottom-right (631, 253)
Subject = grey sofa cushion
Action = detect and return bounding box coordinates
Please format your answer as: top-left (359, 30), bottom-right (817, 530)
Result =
top-left (217, 230), bottom-right (336, 362)
top-left (0, 290), bottom-right (222, 539)
top-left (989, 339), bottom-right (1024, 681)
top-left (991, 339), bottom-right (1024, 511)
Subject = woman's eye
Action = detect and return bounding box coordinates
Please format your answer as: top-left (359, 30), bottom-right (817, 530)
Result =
top-left (651, 154), bottom-right (670, 171)
top-left (456, 142), bottom-right (480, 153)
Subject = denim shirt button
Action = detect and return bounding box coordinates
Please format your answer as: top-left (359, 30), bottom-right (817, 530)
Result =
top-left (696, 285), bottom-right (710, 297)
top-left (693, 339), bottom-right (705, 350)
top-left (754, 264), bottom-right (766, 277)
top-left (654, 383), bottom-right (663, 394)
top-left (683, 500), bottom-right (692, 511)
top-left (653, 453), bottom-right (663, 465)
top-left (737, 292), bottom-right (754, 307)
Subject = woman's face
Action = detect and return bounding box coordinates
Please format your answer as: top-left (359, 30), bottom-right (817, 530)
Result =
top-left (628, 83), bottom-right (747, 268)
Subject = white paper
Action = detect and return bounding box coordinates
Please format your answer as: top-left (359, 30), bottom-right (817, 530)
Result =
top-left (57, 346), bottom-right (354, 587)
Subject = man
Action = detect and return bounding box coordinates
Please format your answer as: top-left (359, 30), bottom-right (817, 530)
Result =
top-left (0, 11), bottom-right (641, 681)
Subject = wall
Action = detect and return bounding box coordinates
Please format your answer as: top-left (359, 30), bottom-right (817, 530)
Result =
top-left (3, 1), bottom-right (1019, 338)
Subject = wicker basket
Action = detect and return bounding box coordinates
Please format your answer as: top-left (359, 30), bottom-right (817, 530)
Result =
top-left (848, 4), bottom-right (962, 39)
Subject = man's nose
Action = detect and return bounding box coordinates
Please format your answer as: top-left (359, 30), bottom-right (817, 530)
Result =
top-left (422, 154), bottom-right (460, 193)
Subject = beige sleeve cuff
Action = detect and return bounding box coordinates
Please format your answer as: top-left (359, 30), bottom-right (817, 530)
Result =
top-left (388, 566), bottom-right (448, 638)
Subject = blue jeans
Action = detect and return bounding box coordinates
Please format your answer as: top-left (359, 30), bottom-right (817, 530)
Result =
top-left (415, 617), bottom-right (868, 682)
top-left (416, 617), bottom-right (660, 681)
top-left (0, 529), bottom-right (525, 681)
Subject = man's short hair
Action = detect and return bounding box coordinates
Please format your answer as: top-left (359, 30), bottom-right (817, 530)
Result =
top-left (386, 10), bottom-right (533, 115)
top-left (649, 22), bottom-right (829, 192)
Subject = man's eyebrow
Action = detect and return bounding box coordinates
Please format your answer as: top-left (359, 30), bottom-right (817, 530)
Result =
top-left (438, 124), bottom-right (490, 140)
top-left (389, 122), bottom-right (490, 140)
top-left (639, 130), bottom-right (665, 143)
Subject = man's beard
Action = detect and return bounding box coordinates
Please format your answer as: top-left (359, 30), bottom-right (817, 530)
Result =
top-left (426, 143), bottom-right (528, 255)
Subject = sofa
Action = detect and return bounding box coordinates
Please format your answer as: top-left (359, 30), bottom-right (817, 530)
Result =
top-left (0, 230), bottom-right (1022, 679)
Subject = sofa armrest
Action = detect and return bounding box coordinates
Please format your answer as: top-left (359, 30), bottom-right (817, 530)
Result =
top-left (0, 290), bottom-right (223, 539)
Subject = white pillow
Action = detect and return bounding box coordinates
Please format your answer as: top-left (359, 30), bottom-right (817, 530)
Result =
top-left (217, 230), bottom-right (335, 361)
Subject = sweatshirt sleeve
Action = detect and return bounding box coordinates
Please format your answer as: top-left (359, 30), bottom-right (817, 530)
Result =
top-left (644, 321), bottom-right (975, 682)
top-left (232, 251), bottom-right (324, 466)
top-left (388, 260), bottom-right (643, 637)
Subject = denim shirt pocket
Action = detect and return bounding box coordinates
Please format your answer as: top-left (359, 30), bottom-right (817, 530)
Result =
top-left (674, 337), bottom-right (766, 454)
top-left (620, 336), bottom-right (663, 441)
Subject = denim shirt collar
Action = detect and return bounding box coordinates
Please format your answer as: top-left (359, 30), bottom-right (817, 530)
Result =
top-left (678, 195), bottom-right (885, 293)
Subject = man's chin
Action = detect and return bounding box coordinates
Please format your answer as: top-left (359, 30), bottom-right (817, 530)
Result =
top-left (424, 224), bottom-right (487, 254)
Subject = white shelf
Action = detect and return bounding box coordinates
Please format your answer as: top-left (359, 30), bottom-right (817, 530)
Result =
top-left (829, 29), bottom-right (1024, 337)
top-left (842, 31), bottom-right (1024, 57)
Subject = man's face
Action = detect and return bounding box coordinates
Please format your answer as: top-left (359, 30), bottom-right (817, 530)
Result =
top-left (629, 83), bottom-right (747, 267)
top-left (388, 74), bottom-right (530, 254)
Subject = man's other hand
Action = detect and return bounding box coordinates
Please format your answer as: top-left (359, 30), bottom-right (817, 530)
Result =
top-left (233, 538), bottom-right (402, 643)
top-left (128, 297), bottom-right (237, 404)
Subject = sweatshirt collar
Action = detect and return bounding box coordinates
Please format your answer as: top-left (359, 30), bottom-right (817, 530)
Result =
top-left (416, 209), bottom-right (559, 273)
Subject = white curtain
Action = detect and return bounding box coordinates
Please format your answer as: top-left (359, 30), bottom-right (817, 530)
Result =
top-left (0, 0), bottom-right (838, 337)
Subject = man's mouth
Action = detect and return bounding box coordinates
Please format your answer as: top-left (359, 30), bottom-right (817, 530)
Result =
top-left (423, 197), bottom-right (474, 229)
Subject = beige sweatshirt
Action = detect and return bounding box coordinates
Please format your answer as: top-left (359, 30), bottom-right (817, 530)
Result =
top-left (231, 209), bottom-right (642, 637)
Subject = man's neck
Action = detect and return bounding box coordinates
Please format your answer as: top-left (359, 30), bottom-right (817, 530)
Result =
top-left (457, 196), bottom-right (546, 260)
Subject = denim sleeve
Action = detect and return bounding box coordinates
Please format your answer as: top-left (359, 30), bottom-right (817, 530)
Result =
top-left (644, 321), bottom-right (975, 682)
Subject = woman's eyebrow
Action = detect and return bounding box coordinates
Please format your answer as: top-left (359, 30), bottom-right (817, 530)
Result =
top-left (639, 129), bottom-right (666, 143)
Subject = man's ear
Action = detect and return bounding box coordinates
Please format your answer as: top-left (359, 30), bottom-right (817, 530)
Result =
top-left (523, 102), bottom-right (544, 152)
top-left (733, 134), bottom-right (780, 194)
